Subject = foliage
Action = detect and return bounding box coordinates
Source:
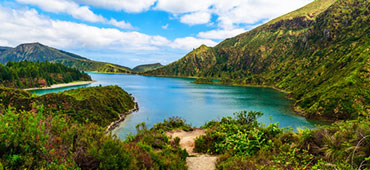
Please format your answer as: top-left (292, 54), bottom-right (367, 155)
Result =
top-left (0, 43), bottom-right (132, 74)
top-left (195, 111), bottom-right (370, 169)
top-left (133, 63), bottom-right (163, 73)
top-left (194, 111), bottom-right (282, 155)
top-left (146, 0), bottom-right (370, 121)
top-left (0, 85), bottom-right (136, 127)
top-left (0, 61), bottom-right (91, 88)
top-left (0, 107), bottom-right (187, 169)
top-left (192, 78), bottom-right (214, 84)
top-left (124, 119), bottom-right (189, 170)
top-left (151, 116), bottom-right (193, 133)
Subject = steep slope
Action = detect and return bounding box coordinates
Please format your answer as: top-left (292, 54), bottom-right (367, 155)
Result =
top-left (0, 43), bottom-right (132, 74)
top-left (133, 63), bottom-right (163, 72)
top-left (147, 0), bottom-right (370, 121)
top-left (0, 46), bottom-right (11, 55)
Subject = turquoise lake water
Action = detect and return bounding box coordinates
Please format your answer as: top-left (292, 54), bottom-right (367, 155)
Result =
top-left (30, 72), bottom-right (316, 139)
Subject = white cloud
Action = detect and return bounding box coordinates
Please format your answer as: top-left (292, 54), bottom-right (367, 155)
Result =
top-left (155, 0), bottom-right (213, 14)
top-left (0, 40), bottom-right (11, 47)
top-left (17, 0), bottom-right (105, 22)
top-left (74, 0), bottom-right (157, 13)
top-left (155, 0), bottom-right (312, 28)
top-left (0, 5), bottom-right (216, 52)
top-left (180, 12), bottom-right (211, 25)
top-left (0, 5), bottom-right (167, 50)
top-left (150, 36), bottom-right (171, 46)
top-left (161, 24), bottom-right (169, 30)
top-left (197, 28), bottom-right (246, 40)
top-left (17, 0), bottom-right (313, 30)
top-left (16, 0), bottom-right (133, 29)
top-left (108, 19), bottom-right (133, 29)
top-left (170, 37), bottom-right (217, 50)
top-left (213, 0), bottom-right (313, 29)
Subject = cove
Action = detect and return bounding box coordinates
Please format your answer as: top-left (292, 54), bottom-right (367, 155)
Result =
top-left (30, 72), bottom-right (316, 139)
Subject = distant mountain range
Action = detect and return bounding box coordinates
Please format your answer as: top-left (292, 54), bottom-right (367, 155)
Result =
top-left (133, 63), bottom-right (163, 73)
top-left (0, 43), bottom-right (133, 74)
top-left (147, 0), bottom-right (370, 121)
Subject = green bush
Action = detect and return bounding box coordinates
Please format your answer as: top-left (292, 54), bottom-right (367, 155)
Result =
top-left (96, 140), bottom-right (131, 170)
top-left (151, 117), bottom-right (193, 133)
top-left (0, 106), bottom-right (188, 169)
top-left (194, 111), bottom-right (283, 155)
top-left (195, 111), bottom-right (370, 169)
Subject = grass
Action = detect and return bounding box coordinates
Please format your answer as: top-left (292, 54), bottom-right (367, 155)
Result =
top-left (268, 0), bottom-right (337, 25)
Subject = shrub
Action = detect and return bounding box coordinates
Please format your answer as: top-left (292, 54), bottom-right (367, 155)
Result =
top-left (151, 117), bottom-right (193, 132)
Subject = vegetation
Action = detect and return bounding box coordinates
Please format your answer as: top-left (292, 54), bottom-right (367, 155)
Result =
top-left (0, 106), bottom-right (188, 169)
top-left (0, 61), bottom-right (91, 89)
top-left (194, 111), bottom-right (370, 169)
top-left (192, 78), bottom-right (214, 84)
top-left (150, 117), bottom-right (193, 133)
top-left (146, 0), bottom-right (370, 121)
top-left (0, 85), bottom-right (135, 127)
top-left (1, 80), bottom-right (368, 169)
top-left (1, 99), bottom-right (369, 169)
top-left (0, 83), bottom-right (190, 169)
top-left (133, 63), bottom-right (163, 73)
top-left (0, 43), bottom-right (133, 74)
top-left (1, 0), bottom-right (370, 168)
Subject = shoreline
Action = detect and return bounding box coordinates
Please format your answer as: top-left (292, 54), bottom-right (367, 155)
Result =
top-left (105, 96), bottom-right (139, 133)
top-left (23, 81), bottom-right (96, 91)
top-left (139, 74), bottom-right (330, 123)
top-left (90, 72), bottom-right (331, 124)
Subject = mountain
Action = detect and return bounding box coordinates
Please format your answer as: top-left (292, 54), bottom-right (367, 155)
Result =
top-left (0, 43), bottom-right (133, 74)
top-left (0, 46), bottom-right (11, 55)
top-left (147, 0), bottom-right (370, 121)
top-left (133, 63), bottom-right (163, 73)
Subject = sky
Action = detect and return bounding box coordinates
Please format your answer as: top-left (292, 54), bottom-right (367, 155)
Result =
top-left (0, 0), bottom-right (312, 68)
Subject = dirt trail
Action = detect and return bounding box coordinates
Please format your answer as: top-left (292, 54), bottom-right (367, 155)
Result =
top-left (166, 129), bottom-right (218, 170)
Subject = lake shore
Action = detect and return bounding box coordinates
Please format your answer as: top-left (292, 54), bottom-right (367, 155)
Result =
top-left (105, 96), bottom-right (139, 133)
top-left (23, 81), bottom-right (96, 91)
top-left (140, 74), bottom-right (324, 121)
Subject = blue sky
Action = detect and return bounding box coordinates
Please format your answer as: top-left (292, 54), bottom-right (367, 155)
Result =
top-left (0, 0), bottom-right (312, 68)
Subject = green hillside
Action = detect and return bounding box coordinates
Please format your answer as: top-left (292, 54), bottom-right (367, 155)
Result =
top-left (0, 43), bottom-right (133, 74)
top-left (146, 0), bottom-right (370, 121)
top-left (0, 85), bottom-right (134, 127)
top-left (0, 61), bottom-right (91, 89)
top-left (133, 63), bottom-right (163, 73)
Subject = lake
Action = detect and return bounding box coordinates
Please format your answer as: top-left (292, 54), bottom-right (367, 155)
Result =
top-left (31, 72), bottom-right (316, 139)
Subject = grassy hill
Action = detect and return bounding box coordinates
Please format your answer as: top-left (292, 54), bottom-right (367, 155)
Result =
top-left (0, 43), bottom-right (133, 74)
top-left (133, 63), bottom-right (163, 73)
top-left (146, 0), bottom-right (370, 121)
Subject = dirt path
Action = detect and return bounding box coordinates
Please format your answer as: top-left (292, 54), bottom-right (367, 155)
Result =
top-left (166, 129), bottom-right (218, 170)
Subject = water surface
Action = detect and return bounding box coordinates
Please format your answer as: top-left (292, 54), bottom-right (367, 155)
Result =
top-left (31, 72), bottom-right (315, 139)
